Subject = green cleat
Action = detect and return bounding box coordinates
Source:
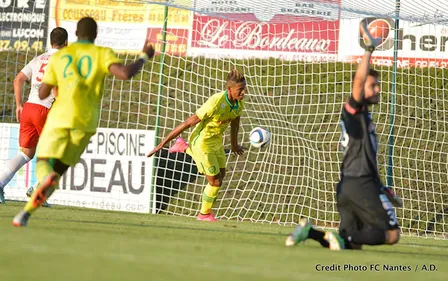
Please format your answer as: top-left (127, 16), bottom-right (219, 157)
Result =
top-left (0, 187), bottom-right (5, 204)
top-left (324, 231), bottom-right (345, 251)
top-left (285, 218), bottom-right (312, 247)
top-left (26, 186), bottom-right (33, 197)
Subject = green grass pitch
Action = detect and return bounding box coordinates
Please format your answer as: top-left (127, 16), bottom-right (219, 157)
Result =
top-left (0, 202), bottom-right (447, 281)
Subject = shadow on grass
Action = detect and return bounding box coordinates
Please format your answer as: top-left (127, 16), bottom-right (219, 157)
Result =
top-left (2, 213), bottom-right (447, 259)
top-left (399, 242), bottom-right (448, 249)
top-left (366, 248), bottom-right (448, 259)
top-left (0, 213), bottom-right (287, 237)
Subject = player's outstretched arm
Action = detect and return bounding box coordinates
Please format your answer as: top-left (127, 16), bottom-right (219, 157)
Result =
top-left (13, 72), bottom-right (29, 122)
top-left (146, 114), bottom-right (201, 157)
top-left (109, 41), bottom-right (155, 80)
top-left (230, 117), bottom-right (245, 155)
top-left (352, 21), bottom-right (378, 103)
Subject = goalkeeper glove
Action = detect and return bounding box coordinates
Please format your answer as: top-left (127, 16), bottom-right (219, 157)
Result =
top-left (360, 21), bottom-right (378, 53)
top-left (381, 186), bottom-right (403, 208)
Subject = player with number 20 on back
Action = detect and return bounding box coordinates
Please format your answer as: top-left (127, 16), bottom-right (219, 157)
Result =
top-left (0, 27), bottom-right (68, 206)
top-left (12, 17), bottom-right (156, 227)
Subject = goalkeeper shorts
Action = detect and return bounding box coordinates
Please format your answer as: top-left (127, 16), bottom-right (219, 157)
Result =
top-left (336, 177), bottom-right (399, 235)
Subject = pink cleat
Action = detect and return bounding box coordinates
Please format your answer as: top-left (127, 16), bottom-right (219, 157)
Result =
top-left (197, 213), bottom-right (218, 222)
top-left (169, 137), bottom-right (189, 153)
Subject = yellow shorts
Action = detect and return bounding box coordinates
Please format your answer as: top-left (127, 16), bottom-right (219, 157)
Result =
top-left (186, 144), bottom-right (226, 176)
top-left (37, 127), bottom-right (94, 166)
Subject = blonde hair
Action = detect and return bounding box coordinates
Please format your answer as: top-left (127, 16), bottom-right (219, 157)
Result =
top-left (227, 69), bottom-right (245, 85)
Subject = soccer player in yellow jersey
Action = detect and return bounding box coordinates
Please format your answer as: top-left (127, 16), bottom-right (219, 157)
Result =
top-left (147, 70), bottom-right (247, 222)
top-left (12, 17), bottom-right (155, 227)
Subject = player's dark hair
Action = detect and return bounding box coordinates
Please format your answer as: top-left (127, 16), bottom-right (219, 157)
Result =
top-left (352, 69), bottom-right (380, 80)
top-left (227, 69), bottom-right (245, 84)
top-left (76, 17), bottom-right (97, 41)
top-left (50, 27), bottom-right (68, 47)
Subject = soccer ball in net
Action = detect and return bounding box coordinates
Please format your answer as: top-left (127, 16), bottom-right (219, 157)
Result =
top-left (249, 127), bottom-right (271, 148)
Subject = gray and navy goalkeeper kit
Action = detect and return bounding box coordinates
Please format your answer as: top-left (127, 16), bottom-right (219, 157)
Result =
top-left (339, 97), bottom-right (380, 179)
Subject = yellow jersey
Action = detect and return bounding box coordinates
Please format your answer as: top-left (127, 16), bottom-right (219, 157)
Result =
top-left (189, 91), bottom-right (244, 152)
top-left (42, 40), bottom-right (122, 132)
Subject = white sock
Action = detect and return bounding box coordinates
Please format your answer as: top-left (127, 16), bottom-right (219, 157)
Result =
top-left (0, 152), bottom-right (31, 188)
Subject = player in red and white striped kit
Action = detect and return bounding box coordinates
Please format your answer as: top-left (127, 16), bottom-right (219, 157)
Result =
top-left (0, 27), bottom-right (68, 204)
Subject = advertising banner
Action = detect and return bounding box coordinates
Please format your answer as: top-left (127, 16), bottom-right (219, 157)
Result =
top-left (338, 18), bottom-right (448, 67)
top-left (1, 124), bottom-right (155, 214)
top-left (147, 27), bottom-right (188, 56)
top-left (194, 0), bottom-right (340, 22)
top-left (189, 14), bottom-right (339, 61)
top-left (48, 0), bottom-right (191, 53)
top-left (0, 0), bottom-right (49, 52)
top-left (0, 124), bottom-right (35, 190)
top-left (189, 0), bottom-right (340, 60)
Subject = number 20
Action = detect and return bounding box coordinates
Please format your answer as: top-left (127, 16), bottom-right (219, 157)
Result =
top-left (62, 54), bottom-right (92, 78)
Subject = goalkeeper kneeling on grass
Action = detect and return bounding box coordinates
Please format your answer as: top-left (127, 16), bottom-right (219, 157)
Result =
top-left (285, 20), bottom-right (402, 250)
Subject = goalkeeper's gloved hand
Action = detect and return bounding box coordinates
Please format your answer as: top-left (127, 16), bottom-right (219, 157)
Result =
top-left (380, 186), bottom-right (403, 208)
top-left (360, 21), bottom-right (379, 53)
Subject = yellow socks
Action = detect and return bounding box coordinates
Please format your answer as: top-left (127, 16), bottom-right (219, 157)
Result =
top-left (200, 184), bottom-right (220, 215)
top-left (24, 160), bottom-right (59, 214)
top-left (35, 160), bottom-right (54, 183)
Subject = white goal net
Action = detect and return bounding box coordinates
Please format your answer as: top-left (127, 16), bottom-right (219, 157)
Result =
top-left (0, 0), bottom-right (447, 238)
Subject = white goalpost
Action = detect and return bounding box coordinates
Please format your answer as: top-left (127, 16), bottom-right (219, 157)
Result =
top-left (0, 0), bottom-right (447, 238)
